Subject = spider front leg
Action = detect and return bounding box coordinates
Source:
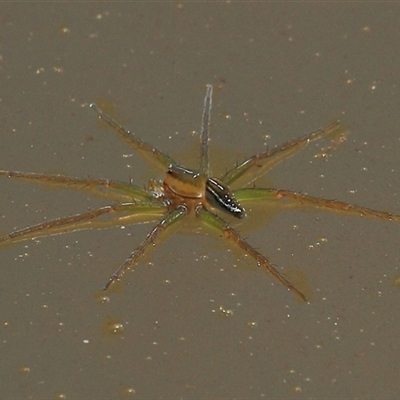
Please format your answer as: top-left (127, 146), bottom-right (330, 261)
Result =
top-left (199, 84), bottom-right (213, 176)
top-left (196, 207), bottom-right (308, 302)
top-left (103, 205), bottom-right (187, 290)
top-left (0, 170), bottom-right (153, 203)
top-left (235, 188), bottom-right (400, 222)
top-left (90, 103), bottom-right (176, 172)
top-left (0, 203), bottom-right (167, 246)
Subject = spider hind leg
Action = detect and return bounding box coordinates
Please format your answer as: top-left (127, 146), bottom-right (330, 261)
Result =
top-left (196, 207), bottom-right (308, 302)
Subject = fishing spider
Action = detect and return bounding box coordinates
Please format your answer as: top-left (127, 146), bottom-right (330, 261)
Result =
top-left (1, 85), bottom-right (399, 302)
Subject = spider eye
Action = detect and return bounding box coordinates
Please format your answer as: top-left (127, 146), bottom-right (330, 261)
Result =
top-left (205, 178), bottom-right (246, 218)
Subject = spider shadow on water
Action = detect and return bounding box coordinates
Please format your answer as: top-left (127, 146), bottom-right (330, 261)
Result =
top-left (1, 85), bottom-right (399, 302)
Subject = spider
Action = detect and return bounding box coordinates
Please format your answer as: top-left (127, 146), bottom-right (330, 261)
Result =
top-left (1, 85), bottom-right (399, 302)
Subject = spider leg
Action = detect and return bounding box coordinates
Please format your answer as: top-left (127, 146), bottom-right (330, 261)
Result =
top-left (0, 203), bottom-right (166, 246)
top-left (235, 188), bottom-right (400, 221)
top-left (199, 84), bottom-right (213, 176)
top-left (90, 103), bottom-right (176, 171)
top-left (0, 170), bottom-right (152, 202)
top-left (221, 121), bottom-right (346, 188)
top-left (103, 205), bottom-right (187, 290)
top-left (196, 207), bottom-right (307, 302)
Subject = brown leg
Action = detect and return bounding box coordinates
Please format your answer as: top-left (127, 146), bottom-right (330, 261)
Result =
top-left (103, 205), bottom-right (188, 290)
top-left (197, 207), bottom-right (307, 302)
top-left (0, 203), bottom-right (166, 246)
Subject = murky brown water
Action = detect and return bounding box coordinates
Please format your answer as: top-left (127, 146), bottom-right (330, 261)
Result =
top-left (1, 4), bottom-right (399, 399)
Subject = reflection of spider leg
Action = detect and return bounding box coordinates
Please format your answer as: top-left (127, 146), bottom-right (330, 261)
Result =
top-left (197, 207), bottom-right (307, 302)
top-left (103, 205), bottom-right (187, 290)
top-left (0, 203), bottom-right (166, 246)
top-left (222, 121), bottom-right (345, 187)
top-left (90, 103), bottom-right (176, 171)
top-left (235, 188), bottom-right (400, 222)
top-left (0, 170), bottom-right (152, 202)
